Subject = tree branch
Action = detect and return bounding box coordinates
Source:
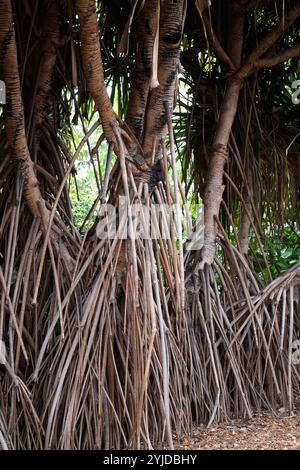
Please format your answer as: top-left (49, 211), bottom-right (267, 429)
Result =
top-left (200, 11), bottom-right (235, 72)
top-left (76, 0), bottom-right (118, 145)
top-left (142, 0), bottom-right (186, 161)
top-left (200, 2), bottom-right (245, 269)
top-left (125, 0), bottom-right (160, 145)
top-left (0, 0), bottom-right (73, 267)
top-left (236, 0), bottom-right (262, 15)
top-left (235, 0), bottom-right (300, 79)
top-left (254, 42), bottom-right (300, 69)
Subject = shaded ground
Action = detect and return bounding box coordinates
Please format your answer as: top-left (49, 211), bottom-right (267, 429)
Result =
top-left (174, 412), bottom-right (300, 450)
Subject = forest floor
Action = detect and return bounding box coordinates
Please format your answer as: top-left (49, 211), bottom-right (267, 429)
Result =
top-left (173, 411), bottom-right (300, 450)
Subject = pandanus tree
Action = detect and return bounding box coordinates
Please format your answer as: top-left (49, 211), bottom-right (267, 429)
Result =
top-left (0, 0), bottom-right (300, 449)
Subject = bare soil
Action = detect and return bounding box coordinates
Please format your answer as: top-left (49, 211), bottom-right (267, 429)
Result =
top-left (173, 412), bottom-right (300, 450)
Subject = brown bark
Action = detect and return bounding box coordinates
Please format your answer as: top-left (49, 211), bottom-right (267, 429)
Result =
top-left (254, 42), bottom-right (300, 70)
top-left (125, 0), bottom-right (160, 145)
top-left (199, 2), bottom-right (245, 269)
top-left (0, 0), bottom-right (73, 269)
top-left (76, 0), bottom-right (118, 145)
top-left (200, 80), bottom-right (242, 268)
top-left (235, 0), bottom-right (300, 80)
top-left (32, 2), bottom-right (59, 133)
top-left (0, 0), bottom-right (51, 230)
top-left (238, 169), bottom-right (253, 255)
top-left (142, 0), bottom-right (186, 162)
top-left (200, 0), bottom-right (300, 268)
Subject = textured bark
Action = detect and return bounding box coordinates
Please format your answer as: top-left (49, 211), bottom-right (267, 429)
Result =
top-left (32, 2), bottom-right (59, 132)
top-left (125, 0), bottom-right (159, 145)
top-left (76, 0), bottom-right (118, 145)
top-left (0, 0), bottom-right (74, 270)
top-left (238, 169), bottom-right (253, 255)
top-left (142, 0), bottom-right (185, 162)
top-left (200, 1), bottom-right (245, 268)
top-left (200, 0), bottom-right (300, 268)
top-left (0, 0), bottom-right (51, 230)
top-left (199, 81), bottom-right (241, 269)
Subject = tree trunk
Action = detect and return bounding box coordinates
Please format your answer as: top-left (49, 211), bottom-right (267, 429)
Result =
top-left (0, 0), bottom-right (51, 230)
top-left (199, 2), bottom-right (245, 268)
top-left (142, 0), bottom-right (185, 162)
top-left (76, 0), bottom-right (118, 145)
top-left (125, 0), bottom-right (160, 145)
top-left (238, 167), bottom-right (253, 255)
